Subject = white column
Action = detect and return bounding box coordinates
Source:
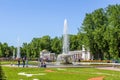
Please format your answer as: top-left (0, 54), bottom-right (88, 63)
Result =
top-left (82, 45), bottom-right (85, 60)
top-left (87, 51), bottom-right (90, 60)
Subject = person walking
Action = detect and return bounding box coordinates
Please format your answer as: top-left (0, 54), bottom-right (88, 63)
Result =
top-left (22, 57), bottom-right (25, 67)
top-left (18, 58), bottom-right (20, 67)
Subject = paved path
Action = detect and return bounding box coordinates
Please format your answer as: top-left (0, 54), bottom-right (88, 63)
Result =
top-left (2, 64), bottom-right (93, 68)
top-left (2, 64), bottom-right (120, 72)
top-left (96, 67), bottom-right (120, 71)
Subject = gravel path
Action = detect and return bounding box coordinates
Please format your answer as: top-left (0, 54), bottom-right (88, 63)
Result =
top-left (88, 76), bottom-right (105, 80)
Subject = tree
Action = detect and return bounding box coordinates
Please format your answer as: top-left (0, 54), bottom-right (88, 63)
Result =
top-left (40, 35), bottom-right (51, 51)
top-left (51, 37), bottom-right (62, 54)
top-left (79, 4), bottom-right (120, 60)
top-left (22, 43), bottom-right (29, 58)
top-left (106, 5), bottom-right (120, 59)
top-left (0, 42), bottom-right (3, 57)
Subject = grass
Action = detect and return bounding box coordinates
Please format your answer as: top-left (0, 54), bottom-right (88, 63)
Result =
top-left (1, 60), bottom-right (39, 66)
top-left (1, 61), bottom-right (120, 80)
top-left (2, 66), bottom-right (120, 80)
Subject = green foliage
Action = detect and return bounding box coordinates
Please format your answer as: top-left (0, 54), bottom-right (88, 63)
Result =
top-left (0, 42), bottom-right (15, 58)
top-left (51, 37), bottom-right (62, 54)
top-left (78, 4), bottom-right (120, 60)
top-left (0, 63), bottom-right (6, 80)
top-left (0, 64), bottom-right (2, 79)
top-left (21, 35), bottom-right (82, 58)
top-left (69, 34), bottom-right (82, 50)
top-left (0, 34), bottom-right (82, 59)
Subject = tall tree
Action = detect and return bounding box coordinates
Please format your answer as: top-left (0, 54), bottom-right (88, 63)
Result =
top-left (79, 4), bottom-right (120, 60)
top-left (0, 42), bottom-right (3, 57)
top-left (2, 43), bottom-right (9, 57)
top-left (106, 4), bottom-right (120, 59)
top-left (51, 37), bottom-right (62, 54)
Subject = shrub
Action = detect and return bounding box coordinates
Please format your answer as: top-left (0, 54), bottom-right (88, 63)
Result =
top-left (0, 63), bottom-right (6, 80)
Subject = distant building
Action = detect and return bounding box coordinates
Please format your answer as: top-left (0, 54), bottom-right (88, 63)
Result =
top-left (69, 50), bottom-right (92, 61)
top-left (39, 46), bottom-right (92, 62)
top-left (39, 50), bottom-right (56, 62)
top-left (69, 45), bottom-right (93, 61)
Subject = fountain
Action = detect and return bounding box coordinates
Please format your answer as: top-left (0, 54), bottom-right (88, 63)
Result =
top-left (55, 19), bottom-right (92, 65)
top-left (12, 49), bottom-right (15, 59)
top-left (16, 38), bottom-right (21, 59)
top-left (63, 19), bottom-right (69, 54)
top-left (56, 19), bottom-right (73, 64)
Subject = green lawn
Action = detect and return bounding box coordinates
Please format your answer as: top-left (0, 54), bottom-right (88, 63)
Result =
top-left (2, 66), bottom-right (120, 80)
top-left (1, 61), bottom-right (39, 66)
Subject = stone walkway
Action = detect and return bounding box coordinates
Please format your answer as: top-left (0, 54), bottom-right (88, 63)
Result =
top-left (96, 67), bottom-right (120, 71)
top-left (2, 64), bottom-right (120, 72)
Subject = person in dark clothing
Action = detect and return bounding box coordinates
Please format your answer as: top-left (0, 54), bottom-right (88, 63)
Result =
top-left (22, 57), bottom-right (25, 67)
top-left (41, 62), bottom-right (44, 67)
top-left (18, 59), bottom-right (20, 67)
top-left (78, 59), bottom-right (81, 62)
top-left (43, 62), bottom-right (46, 68)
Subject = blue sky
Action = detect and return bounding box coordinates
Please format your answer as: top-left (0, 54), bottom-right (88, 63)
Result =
top-left (0, 0), bottom-right (120, 46)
